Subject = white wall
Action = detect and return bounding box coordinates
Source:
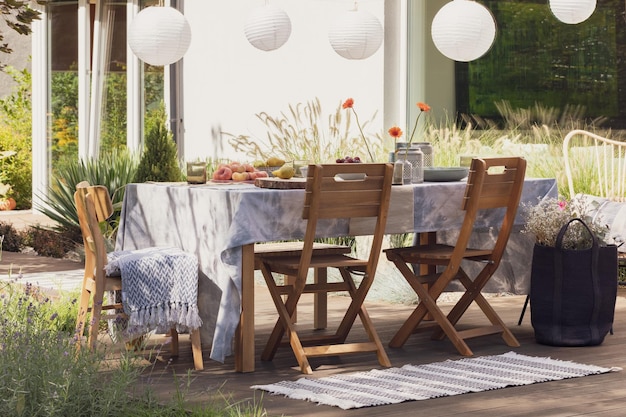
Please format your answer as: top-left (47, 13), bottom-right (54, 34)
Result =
top-left (183, 0), bottom-right (386, 161)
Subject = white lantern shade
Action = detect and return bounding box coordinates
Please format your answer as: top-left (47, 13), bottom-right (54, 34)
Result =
top-left (549, 0), bottom-right (596, 24)
top-left (128, 6), bottom-right (191, 66)
top-left (431, 0), bottom-right (496, 62)
top-left (328, 9), bottom-right (383, 60)
top-left (244, 5), bottom-right (292, 51)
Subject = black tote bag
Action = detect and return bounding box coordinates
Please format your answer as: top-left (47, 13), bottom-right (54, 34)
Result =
top-left (530, 218), bottom-right (618, 346)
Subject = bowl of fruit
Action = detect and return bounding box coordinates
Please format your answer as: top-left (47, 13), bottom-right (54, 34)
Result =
top-left (334, 156), bottom-right (366, 180)
top-left (211, 162), bottom-right (269, 182)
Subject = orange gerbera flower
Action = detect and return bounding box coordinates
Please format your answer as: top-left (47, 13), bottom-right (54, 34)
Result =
top-left (342, 97), bottom-right (374, 162)
top-left (417, 102), bottom-right (431, 112)
top-left (408, 101), bottom-right (431, 145)
top-left (388, 126), bottom-right (403, 139)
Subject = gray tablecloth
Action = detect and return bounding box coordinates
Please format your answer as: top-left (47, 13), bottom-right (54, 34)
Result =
top-left (115, 178), bottom-right (557, 363)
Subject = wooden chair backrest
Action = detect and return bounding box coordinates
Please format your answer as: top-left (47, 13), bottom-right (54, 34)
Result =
top-left (456, 157), bottom-right (527, 264)
top-left (74, 183), bottom-right (114, 280)
top-left (563, 129), bottom-right (626, 202)
top-left (301, 163), bottom-right (394, 273)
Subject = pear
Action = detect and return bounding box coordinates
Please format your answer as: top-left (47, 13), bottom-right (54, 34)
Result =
top-left (266, 157), bottom-right (286, 167)
top-left (272, 165), bottom-right (295, 179)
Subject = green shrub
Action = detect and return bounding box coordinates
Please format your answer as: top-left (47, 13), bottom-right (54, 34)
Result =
top-left (36, 148), bottom-right (139, 241)
top-left (0, 221), bottom-right (24, 252)
top-left (0, 281), bottom-right (268, 416)
top-left (24, 226), bottom-right (76, 259)
top-left (134, 103), bottom-right (183, 183)
top-left (0, 67), bottom-right (32, 209)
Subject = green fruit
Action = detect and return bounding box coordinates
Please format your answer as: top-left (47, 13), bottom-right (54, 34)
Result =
top-left (272, 165), bottom-right (295, 179)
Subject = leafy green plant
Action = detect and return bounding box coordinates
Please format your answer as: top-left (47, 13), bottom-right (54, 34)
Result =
top-left (36, 148), bottom-right (139, 241)
top-left (0, 67), bottom-right (32, 209)
top-left (0, 280), bottom-right (268, 416)
top-left (134, 102), bottom-right (183, 183)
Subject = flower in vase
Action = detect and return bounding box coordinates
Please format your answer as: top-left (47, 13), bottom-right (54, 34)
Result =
top-left (388, 125), bottom-right (403, 141)
top-left (407, 101), bottom-right (431, 146)
top-left (342, 98), bottom-right (375, 162)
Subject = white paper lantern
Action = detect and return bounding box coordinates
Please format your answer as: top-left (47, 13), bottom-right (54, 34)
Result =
top-left (431, 0), bottom-right (496, 62)
top-left (549, 0), bottom-right (596, 24)
top-left (244, 5), bottom-right (292, 51)
top-left (328, 9), bottom-right (383, 60)
top-left (128, 6), bottom-right (191, 66)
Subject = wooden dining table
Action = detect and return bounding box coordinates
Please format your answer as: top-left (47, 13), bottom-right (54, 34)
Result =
top-left (115, 177), bottom-right (557, 372)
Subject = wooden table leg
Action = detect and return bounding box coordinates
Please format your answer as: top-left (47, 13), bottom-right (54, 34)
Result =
top-left (314, 268), bottom-right (328, 329)
top-left (419, 232), bottom-right (437, 321)
top-left (236, 243), bottom-right (255, 372)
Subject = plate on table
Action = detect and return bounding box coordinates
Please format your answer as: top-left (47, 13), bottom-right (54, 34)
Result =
top-left (423, 167), bottom-right (469, 182)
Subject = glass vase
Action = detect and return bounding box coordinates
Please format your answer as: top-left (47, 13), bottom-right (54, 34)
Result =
top-left (393, 154), bottom-right (412, 185)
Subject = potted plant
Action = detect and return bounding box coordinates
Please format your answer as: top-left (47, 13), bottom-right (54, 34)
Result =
top-left (522, 196), bottom-right (618, 346)
top-left (0, 151), bottom-right (16, 211)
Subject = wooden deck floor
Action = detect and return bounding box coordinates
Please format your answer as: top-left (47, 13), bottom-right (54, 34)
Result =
top-left (137, 287), bottom-right (626, 417)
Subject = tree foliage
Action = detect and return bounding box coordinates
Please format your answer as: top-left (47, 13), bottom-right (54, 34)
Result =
top-left (0, 1), bottom-right (48, 68)
top-left (134, 103), bottom-right (182, 183)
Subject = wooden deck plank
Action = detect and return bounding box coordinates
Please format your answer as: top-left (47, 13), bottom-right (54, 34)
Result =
top-left (138, 286), bottom-right (626, 417)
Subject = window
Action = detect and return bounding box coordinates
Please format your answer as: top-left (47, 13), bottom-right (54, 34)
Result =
top-left (457, 0), bottom-right (625, 127)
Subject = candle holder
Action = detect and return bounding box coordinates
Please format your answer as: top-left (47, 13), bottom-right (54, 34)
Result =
top-left (187, 162), bottom-right (207, 184)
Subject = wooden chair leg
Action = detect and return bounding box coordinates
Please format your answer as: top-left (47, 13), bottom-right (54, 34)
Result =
top-left (387, 256), bottom-right (474, 356)
top-left (190, 328), bottom-right (204, 371)
top-left (75, 278), bottom-right (93, 347)
top-left (170, 328), bottom-right (179, 357)
top-left (260, 265), bottom-right (311, 373)
top-left (88, 282), bottom-right (106, 350)
top-left (332, 268), bottom-right (390, 367)
top-left (440, 270), bottom-right (520, 348)
top-left (284, 274), bottom-right (297, 323)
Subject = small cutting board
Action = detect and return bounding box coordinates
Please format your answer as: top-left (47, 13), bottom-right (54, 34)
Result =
top-left (254, 177), bottom-right (307, 189)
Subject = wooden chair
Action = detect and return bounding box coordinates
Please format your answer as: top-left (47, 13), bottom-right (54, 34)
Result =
top-left (385, 157), bottom-right (526, 356)
top-left (74, 183), bottom-right (204, 370)
top-left (256, 163), bottom-right (394, 374)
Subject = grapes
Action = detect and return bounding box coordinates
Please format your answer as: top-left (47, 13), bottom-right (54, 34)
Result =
top-left (335, 156), bottom-right (362, 163)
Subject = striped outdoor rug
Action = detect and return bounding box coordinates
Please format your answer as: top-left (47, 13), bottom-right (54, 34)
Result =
top-left (251, 351), bottom-right (620, 409)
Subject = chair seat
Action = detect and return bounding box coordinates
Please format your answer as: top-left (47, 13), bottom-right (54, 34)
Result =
top-left (386, 244), bottom-right (493, 263)
top-left (254, 241), bottom-right (351, 262)
top-left (262, 253), bottom-right (368, 275)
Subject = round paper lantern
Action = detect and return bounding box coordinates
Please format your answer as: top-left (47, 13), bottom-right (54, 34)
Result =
top-left (328, 8), bottom-right (383, 60)
top-left (431, 0), bottom-right (496, 62)
top-left (244, 5), bottom-right (292, 51)
top-left (128, 6), bottom-right (191, 66)
top-left (549, 0), bottom-right (596, 24)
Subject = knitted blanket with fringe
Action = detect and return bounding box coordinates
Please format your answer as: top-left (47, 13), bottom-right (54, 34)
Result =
top-left (106, 247), bottom-right (202, 333)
